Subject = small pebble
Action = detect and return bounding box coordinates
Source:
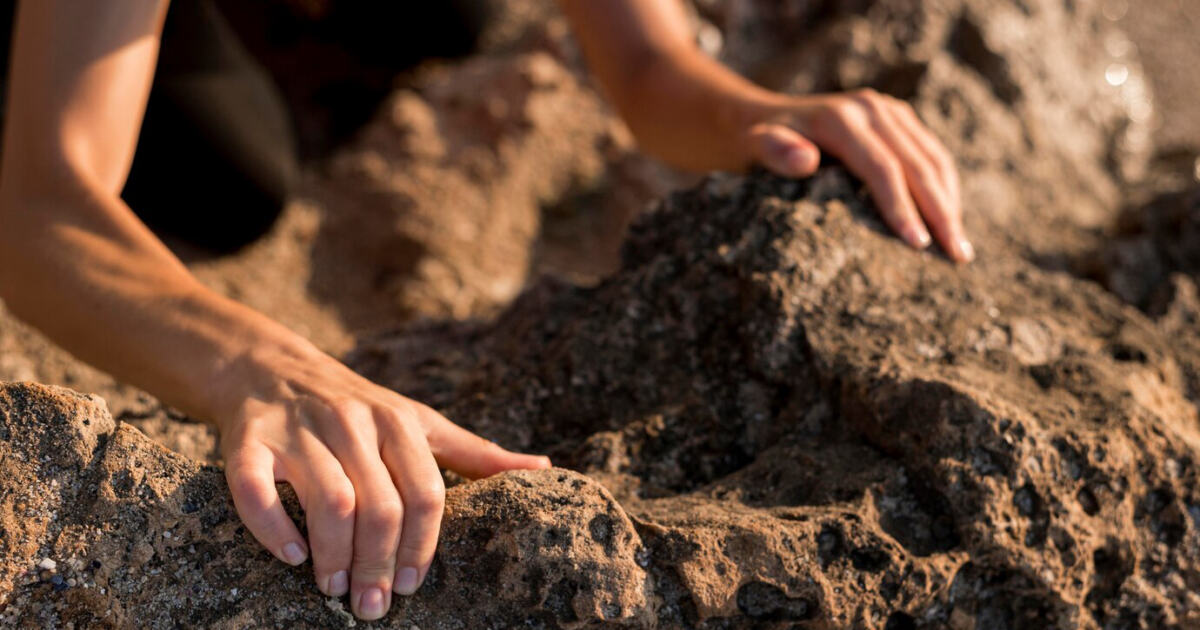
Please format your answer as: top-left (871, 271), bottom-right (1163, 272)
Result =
top-left (37, 558), bottom-right (57, 572)
top-left (1165, 459), bottom-right (1182, 479)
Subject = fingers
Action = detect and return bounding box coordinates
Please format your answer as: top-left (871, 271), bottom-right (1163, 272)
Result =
top-left (810, 101), bottom-right (931, 249)
top-left (224, 441), bottom-right (309, 567)
top-left (800, 89), bottom-right (973, 262)
top-left (745, 122), bottom-right (822, 178)
top-left (419, 403), bottom-right (551, 479)
top-left (325, 402), bottom-right (404, 621)
top-left (285, 435), bottom-right (355, 598)
top-left (378, 411), bottom-right (445, 596)
top-left (865, 97), bottom-right (973, 262)
top-left (888, 102), bottom-right (972, 261)
top-left (223, 386), bottom-right (549, 623)
top-left (891, 101), bottom-right (962, 209)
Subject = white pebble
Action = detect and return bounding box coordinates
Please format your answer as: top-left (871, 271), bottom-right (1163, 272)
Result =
top-left (37, 558), bottom-right (56, 571)
top-left (1166, 459), bottom-right (1182, 479)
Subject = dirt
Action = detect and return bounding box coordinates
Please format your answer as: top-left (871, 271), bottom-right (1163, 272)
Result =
top-left (1, 0), bottom-right (1199, 628)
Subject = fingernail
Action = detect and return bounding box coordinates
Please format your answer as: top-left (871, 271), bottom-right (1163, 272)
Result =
top-left (394, 567), bottom-right (420, 595)
top-left (957, 239), bottom-right (976, 262)
top-left (329, 570), bottom-right (349, 596)
top-left (358, 587), bottom-right (386, 619)
top-left (281, 542), bottom-right (307, 565)
top-left (785, 146), bottom-right (815, 172)
top-left (905, 227), bottom-right (932, 249)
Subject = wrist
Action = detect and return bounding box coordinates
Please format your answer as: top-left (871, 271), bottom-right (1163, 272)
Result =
top-left (618, 46), bottom-right (797, 172)
top-left (207, 332), bottom-right (318, 429)
top-left (187, 296), bottom-right (323, 430)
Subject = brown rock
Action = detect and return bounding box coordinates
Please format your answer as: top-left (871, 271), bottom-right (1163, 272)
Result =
top-left (350, 167), bottom-right (1200, 628)
top-left (6, 173), bottom-right (1200, 627)
top-left (0, 383), bottom-right (651, 628)
top-left (692, 0), bottom-right (1156, 274)
top-left (0, 0), bottom-right (1198, 628)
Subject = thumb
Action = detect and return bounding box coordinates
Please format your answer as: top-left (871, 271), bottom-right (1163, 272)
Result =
top-left (420, 406), bottom-right (552, 479)
top-left (745, 122), bottom-right (821, 177)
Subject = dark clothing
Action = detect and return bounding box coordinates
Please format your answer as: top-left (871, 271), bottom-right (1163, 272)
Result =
top-left (125, 0), bottom-right (298, 252)
top-left (0, 0), bottom-right (488, 253)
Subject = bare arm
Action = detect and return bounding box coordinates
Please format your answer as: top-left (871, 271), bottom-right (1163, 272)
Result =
top-left (0, 1), bottom-right (547, 620)
top-left (558, 0), bottom-right (973, 262)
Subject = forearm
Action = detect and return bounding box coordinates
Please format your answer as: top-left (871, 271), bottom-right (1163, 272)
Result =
top-left (558, 0), bottom-right (784, 172)
top-left (0, 184), bottom-right (314, 422)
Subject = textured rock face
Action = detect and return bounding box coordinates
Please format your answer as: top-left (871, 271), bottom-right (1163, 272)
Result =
top-left (6, 166), bottom-right (1200, 627)
top-left (350, 169), bottom-right (1200, 628)
top-left (1095, 183), bottom-right (1200, 309)
top-left (693, 0), bottom-right (1154, 266)
top-left (1, 0), bottom-right (1199, 629)
top-left (0, 383), bottom-right (650, 628)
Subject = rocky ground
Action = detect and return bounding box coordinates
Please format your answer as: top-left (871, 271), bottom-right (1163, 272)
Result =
top-left (1, 0), bottom-right (1199, 628)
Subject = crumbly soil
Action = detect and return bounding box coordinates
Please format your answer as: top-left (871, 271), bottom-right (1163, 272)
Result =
top-left (1, 0), bottom-right (1199, 628)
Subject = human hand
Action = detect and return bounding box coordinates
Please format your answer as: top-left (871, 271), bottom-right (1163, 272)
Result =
top-left (211, 341), bottom-right (551, 621)
top-left (741, 89), bottom-right (972, 262)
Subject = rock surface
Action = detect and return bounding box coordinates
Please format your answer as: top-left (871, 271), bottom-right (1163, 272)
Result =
top-left (1, 0), bottom-right (1199, 628)
top-left (350, 168), bottom-right (1200, 629)
top-left (6, 164), bottom-right (1200, 627)
top-left (695, 0), bottom-right (1155, 268)
top-left (0, 383), bottom-right (650, 628)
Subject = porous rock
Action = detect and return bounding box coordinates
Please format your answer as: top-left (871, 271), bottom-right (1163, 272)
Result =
top-left (4, 173), bottom-right (1200, 626)
top-left (693, 0), bottom-right (1155, 266)
top-left (0, 383), bottom-right (650, 628)
top-left (350, 168), bottom-right (1200, 628)
top-left (1, 0), bottom-right (1199, 628)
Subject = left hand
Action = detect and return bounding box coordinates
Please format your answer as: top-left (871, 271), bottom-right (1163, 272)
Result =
top-left (740, 88), bottom-right (973, 263)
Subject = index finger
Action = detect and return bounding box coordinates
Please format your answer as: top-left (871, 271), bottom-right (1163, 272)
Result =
top-left (811, 108), bottom-right (931, 249)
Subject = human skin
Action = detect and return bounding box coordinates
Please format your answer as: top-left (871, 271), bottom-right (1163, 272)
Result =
top-left (0, 0), bottom-right (968, 622)
top-left (557, 0), bottom-right (971, 262)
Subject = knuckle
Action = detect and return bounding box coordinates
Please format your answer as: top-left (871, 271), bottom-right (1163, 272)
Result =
top-left (376, 401), bottom-right (417, 431)
top-left (328, 398), bottom-right (370, 423)
top-left (867, 153), bottom-right (903, 183)
top-left (407, 482), bottom-right (446, 514)
top-left (852, 87), bottom-right (879, 100)
top-left (228, 473), bottom-right (270, 510)
top-left (362, 497), bottom-right (404, 530)
top-left (324, 484), bottom-right (357, 519)
top-left (397, 540), bottom-right (429, 557)
top-left (852, 88), bottom-right (885, 112)
top-left (818, 100), bottom-right (861, 127)
top-left (908, 157), bottom-right (939, 185)
top-left (351, 555), bottom-right (395, 576)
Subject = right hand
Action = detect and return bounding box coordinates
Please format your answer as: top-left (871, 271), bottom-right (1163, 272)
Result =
top-left (211, 340), bottom-right (551, 621)
top-left (740, 88), bottom-right (972, 262)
